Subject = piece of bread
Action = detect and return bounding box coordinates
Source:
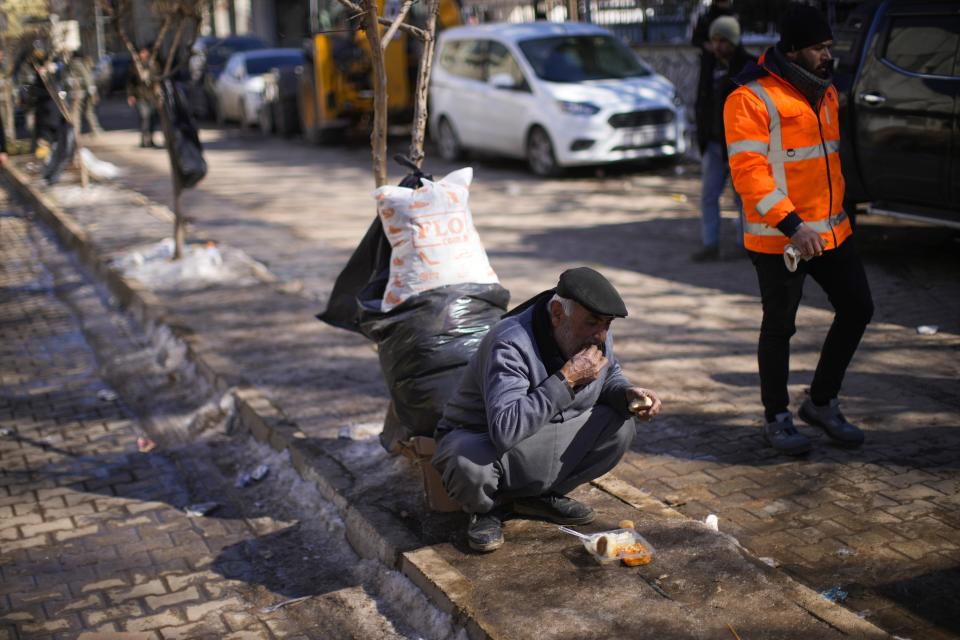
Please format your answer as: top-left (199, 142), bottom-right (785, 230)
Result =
top-left (596, 535), bottom-right (618, 558)
top-left (629, 396), bottom-right (654, 413)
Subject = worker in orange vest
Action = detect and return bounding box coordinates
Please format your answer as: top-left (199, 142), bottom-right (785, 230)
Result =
top-left (724, 4), bottom-right (873, 455)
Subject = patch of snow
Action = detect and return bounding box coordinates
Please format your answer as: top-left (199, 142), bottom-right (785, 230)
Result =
top-left (79, 148), bottom-right (122, 181)
top-left (364, 562), bottom-right (470, 640)
top-left (339, 422), bottom-right (383, 441)
top-left (252, 443), bottom-right (468, 640)
top-left (50, 183), bottom-right (121, 206)
top-left (112, 238), bottom-right (268, 291)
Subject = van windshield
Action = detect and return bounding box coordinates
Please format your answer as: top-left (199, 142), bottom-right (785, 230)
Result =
top-left (518, 35), bottom-right (652, 82)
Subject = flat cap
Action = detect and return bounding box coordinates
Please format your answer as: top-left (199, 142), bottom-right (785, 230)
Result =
top-left (556, 267), bottom-right (628, 318)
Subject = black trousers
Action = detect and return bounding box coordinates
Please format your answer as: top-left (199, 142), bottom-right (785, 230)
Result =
top-left (749, 238), bottom-right (874, 420)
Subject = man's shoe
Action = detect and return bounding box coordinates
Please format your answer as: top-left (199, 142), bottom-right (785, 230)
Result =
top-left (799, 398), bottom-right (865, 447)
top-left (467, 512), bottom-right (504, 552)
top-left (512, 493), bottom-right (595, 525)
top-left (691, 245), bottom-right (720, 262)
top-left (763, 412), bottom-right (812, 455)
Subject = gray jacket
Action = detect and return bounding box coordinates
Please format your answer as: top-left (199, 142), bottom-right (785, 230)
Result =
top-left (436, 301), bottom-right (632, 456)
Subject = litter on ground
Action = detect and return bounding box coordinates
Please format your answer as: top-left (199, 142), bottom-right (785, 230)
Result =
top-left (236, 464), bottom-right (270, 488)
top-left (820, 586), bottom-right (849, 603)
top-left (185, 502), bottom-right (220, 517)
top-left (260, 595), bottom-right (312, 614)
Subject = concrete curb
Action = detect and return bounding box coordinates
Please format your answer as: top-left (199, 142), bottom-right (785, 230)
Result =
top-left (2, 163), bottom-right (890, 640)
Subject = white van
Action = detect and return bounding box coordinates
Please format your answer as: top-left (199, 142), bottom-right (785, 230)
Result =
top-left (429, 21), bottom-right (686, 176)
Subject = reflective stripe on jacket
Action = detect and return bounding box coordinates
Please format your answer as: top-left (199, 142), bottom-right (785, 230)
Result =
top-left (724, 53), bottom-right (851, 254)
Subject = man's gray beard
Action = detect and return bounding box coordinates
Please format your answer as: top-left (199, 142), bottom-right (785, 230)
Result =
top-left (554, 321), bottom-right (578, 361)
top-left (554, 321), bottom-right (601, 360)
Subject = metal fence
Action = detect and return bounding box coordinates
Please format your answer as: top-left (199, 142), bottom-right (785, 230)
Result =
top-left (461, 0), bottom-right (700, 43)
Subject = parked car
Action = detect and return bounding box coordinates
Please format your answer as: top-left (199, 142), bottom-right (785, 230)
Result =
top-left (189, 35), bottom-right (266, 119)
top-left (429, 21), bottom-right (686, 176)
top-left (834, 0), bottom-right (960, 227)
top-left (93, 52), bottom-right (132, 95)
top-left (213, 48), bottom-right (304, 126)
top-left (258, 65), bottom-right (302, 136)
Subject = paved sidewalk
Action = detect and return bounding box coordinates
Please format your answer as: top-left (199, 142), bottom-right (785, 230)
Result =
top-left (0, 196), bottom-right (437, 639)
top-left (5, 116), bottom-right (958, 637)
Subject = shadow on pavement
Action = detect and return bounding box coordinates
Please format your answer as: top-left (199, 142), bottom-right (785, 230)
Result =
top-left (515, 219), bottom-right (960, 333)
top-left (634, 408), bottom-right (960, 471)
top-left (874, 566), bottom-right (960, 635)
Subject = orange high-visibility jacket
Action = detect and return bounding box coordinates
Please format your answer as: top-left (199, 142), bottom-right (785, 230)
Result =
top-left (724, 51), bottom-right (852, 254)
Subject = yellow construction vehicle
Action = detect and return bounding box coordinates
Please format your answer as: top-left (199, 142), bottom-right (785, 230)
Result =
top-left (298, 0), bottom-right (460, 143)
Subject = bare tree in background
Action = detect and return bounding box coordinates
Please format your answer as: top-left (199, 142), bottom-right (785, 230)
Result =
top-left (0, 1), bottom-right (49, 151)
top-left (98, 0), bottom-right (202, 260)
top-left (333, 0), bottom-right (441, 187)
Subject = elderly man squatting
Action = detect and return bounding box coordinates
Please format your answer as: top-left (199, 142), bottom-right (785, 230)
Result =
top-left (432, 267), bottom-right (662, 551)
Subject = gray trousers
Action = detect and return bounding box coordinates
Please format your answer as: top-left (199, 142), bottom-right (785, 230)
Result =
top-left (433, 405), bottom-right (634, 514)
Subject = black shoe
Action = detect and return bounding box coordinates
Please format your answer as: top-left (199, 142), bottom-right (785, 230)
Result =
top-left (799, 398), bottom-right (864, 447)
top-left (691, 245), bottom-right (720, 262)
top-left (467, 512), bottom-right (504, 552)
top-left (763, 412), bottom-right (812, 455)
top-left (512, 493), bottom-right (595, 525)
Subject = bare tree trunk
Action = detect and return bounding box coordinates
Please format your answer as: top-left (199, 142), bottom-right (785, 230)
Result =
top-left (69, 95), bottom-right (89, 189)
top-left (362, 0), bottom-right (388, 187)
top-left (407, 0), bottom-right (439, 169)
top-left (173, 186), bottom-right (185, 258)
top-left (100, 0), bottom-right (202, 260)
top-left (153, 82), bottom-right (187, 259)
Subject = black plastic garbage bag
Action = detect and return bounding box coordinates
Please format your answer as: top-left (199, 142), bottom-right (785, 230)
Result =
top-left (43, 121), bottom-right (75, 185)
top-left (318, 161), bottom-right (510, 452)
top-left (160, 79), bottom-right (207, 189)
top-left (318, 214), bottom-right (393, 334)
top-left (358, 282), bottom-right (510, 452)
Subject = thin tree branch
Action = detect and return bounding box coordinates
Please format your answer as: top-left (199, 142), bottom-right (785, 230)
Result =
top-left (361, 0), bottom-right (389, 187)
top-left (408, 0), bottom-right (438, 167)
top-left (149, 12), bottom-right (174, 70)
top-left (163, 17), bottom-right (187, 76)
top-left (32, 64), bottom-right (71, 121)
top-left (381, 0), bottom-right (415, 51)
top-left (335, 0), bottom-right (428, 40)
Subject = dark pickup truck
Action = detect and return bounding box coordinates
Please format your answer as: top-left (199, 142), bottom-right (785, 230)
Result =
top-left (833, 0), bottom-right (960, 227)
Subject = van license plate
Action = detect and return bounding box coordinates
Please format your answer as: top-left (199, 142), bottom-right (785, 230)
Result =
top-left (625, 126), bottom-right (672, 147)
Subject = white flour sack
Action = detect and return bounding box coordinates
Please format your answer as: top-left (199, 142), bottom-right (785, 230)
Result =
top-left (374, 167), bottom-right (499, 312)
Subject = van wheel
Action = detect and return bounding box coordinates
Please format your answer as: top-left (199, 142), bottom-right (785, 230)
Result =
top-left (527, 126), bottom-right (560, 177)
top-left (437, 117), bottom-right (464, 161)
top-left (214, 98), bottom-right (226, 126)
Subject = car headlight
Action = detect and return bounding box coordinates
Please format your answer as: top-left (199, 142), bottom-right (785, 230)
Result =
top-left (558, 101), bottom-right (600, 116)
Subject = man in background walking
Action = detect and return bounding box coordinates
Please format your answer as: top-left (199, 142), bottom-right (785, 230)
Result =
top-left (691, 15), bottom-right (755, 262)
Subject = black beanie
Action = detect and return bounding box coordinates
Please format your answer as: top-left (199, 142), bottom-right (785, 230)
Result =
top-left (777, 4), bottom-right (833, 52)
